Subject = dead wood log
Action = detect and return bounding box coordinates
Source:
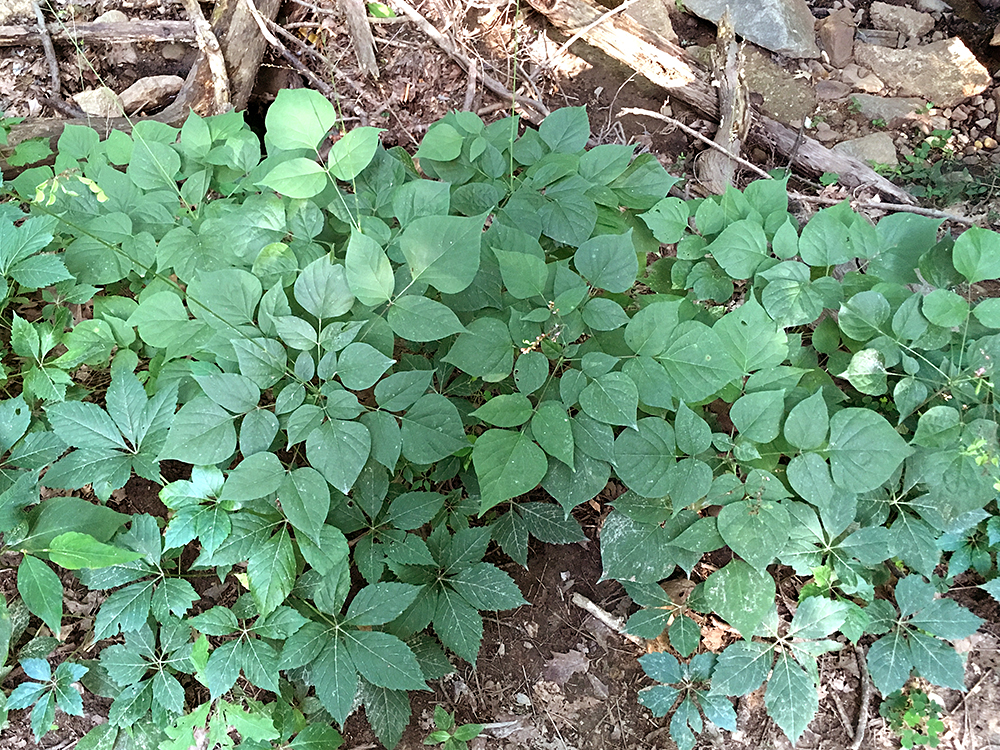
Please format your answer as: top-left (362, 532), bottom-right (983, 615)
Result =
top-left (0, 20), bottom-right (196, 46)
top-left (0, 0), bottom-right (279, 175)
top-left (340, 0), bottom-right (379, 78)
top-left (525, 0), bottom-right (915, 204)
top-left (696, 10), bottom-right (747, 195)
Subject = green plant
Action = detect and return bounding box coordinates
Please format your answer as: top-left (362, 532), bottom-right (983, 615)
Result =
top-left (423, 705), bottom-right (483, 750)
top-left (0, 89), bottom-right (997, 750)
top-left (879, 684), bottom-right (945, 747)
top-left (5, 658), bottom-right (88, 740)
top-left (819, 172), bottom-right (839, 186)
top-left (872, 117), bottom-right (887, 129)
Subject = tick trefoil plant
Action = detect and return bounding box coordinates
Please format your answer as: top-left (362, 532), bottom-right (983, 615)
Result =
top-left (0, 88), bottom-right (996, 750)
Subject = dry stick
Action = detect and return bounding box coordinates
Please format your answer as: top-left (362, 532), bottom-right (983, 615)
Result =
top-left (547, 0), bottom-right (639, 65)
top-left (849, 645), bottom-right (873, 750)
top-left (621, 106), bottom-right (975, 225)
top-left (182, 0), bottom-right (229, 112)
top-left (340, 0), bottom-right (379, 78)
top-left (463, 58), bottom-right (478, 112)
top-left (242, 0), bottom-right (337, 98)
top-left (570, 592), bottom-right (645, 647)
top-left (0, 20), bottom-right (195, 45)
top-left (31, 0), bottom-right (60, 93)
top-left (389, 0), bottom-right (550, 123)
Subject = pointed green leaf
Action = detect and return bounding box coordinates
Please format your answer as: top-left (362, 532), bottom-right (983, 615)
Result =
top-left (386, 295), bottom-right (466, 342)
top-left (47, 533), bottom-right (144, 570)
top-left (401, 213), bottom-right (487, 294)
top-left (765, 652), bottom-right (818, 745)
top-left (327, 127), bottom-right (383, 181)
top-left (574, 231), bottom-right (638, 293)
top-left (826, 408), bottom-right (912, 493)
top-left (17, 555), bottom-right (63, 635)
top-left (159, 397), bottom-right (236, 465)
top-left (703, 560), bottom-right (774, 639)
top-left (345, 630), bottom-right (426, 690)
top-left (278, 467), bottom-right (329, 544)
top-left (346, 583), bottom-right (422, 627)
top-left (248, 528), bottom-right (295, 617)
top-left (400, 393), bottom-right (467, 464)
top-left (295, 256), bottom-right (354, 319)
top-left (307, 419), bottom-right (370, 494)
top-left (473, 429), bottom-right (548, 512)
top-left (345, 229), bottom-right (394, 306)
top-left (783, 391), bottom-right (828, 450)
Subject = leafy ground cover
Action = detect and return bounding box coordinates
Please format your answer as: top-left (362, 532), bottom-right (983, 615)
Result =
top-left (0, 88), bottom-right (999, 750)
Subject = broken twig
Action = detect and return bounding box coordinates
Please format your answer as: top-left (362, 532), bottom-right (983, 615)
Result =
top-left (849, 645), bottom-right (873, 750)
top-left (390, 0), bottom-right (549, 123)
top-left (31, 0), bottom-right (60, 93)
top-left (570, 592), bottom-right (644, 647)
top-left (463, 59), bottom-right (478, 112)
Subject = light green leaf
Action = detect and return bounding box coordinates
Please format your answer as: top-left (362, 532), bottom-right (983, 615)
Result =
top-left (838, 291), bottom-right (889, 341)
top-left (842, 348), bottom-right (887, 395)
top-left (580, 372), bottom-right (638, 428)
top-left (574, 231), bottom-right (638, 293)
top-left (495, 249), bottom-right (549, 300)
top-left (159, 397), bottom-right (236, 465)
top-left (46, 401), bottom-right (125, 451)
top-left (713, 296), bottom-right (787, 374)
top-left (783, 390), bottom-right (828, 450)
top-left (717, 500), bottom-right (790, 571)
top-left (94, 580), bottom-right (154, 640)
top-left (311, 637), bottom-right (358, 725)
top-left (327, 127), bottom-right (383, 181)
top-left (730, 390), bottom-right (784, 444)
top-left (386, 295), bottom-right (466, 342)
top-left (345, 630), bottom-right (426, 690)
top-left (703, 560), bottom-right (774, 638)
top-left (706, 219), bottom-right (768, 279)
top-left (307, 420), bottom-right (370, 494)
top-left (826, 408), bottom-right (912, 493)
top-left (640, 197), bottom-right (689, 243)
top-left (921, 288), bottom-right (968, 328)
top-left (657, 322), bottom-right (741, 403)
top-left (295, 256), bottom-right (355, 319)
top-left (401, 213), bottom-right (487, 294)
top-left (434, 587), bottom-right (483, 665)
top-left (374, 370), bottom-right (433, 412)
top-left (539, 106), bottom-right (589, 153)
top-left (624, 299), bottom-right (681, 357)
top-left (866, 630), bottom-right (912, 695)
top-left (399, 393), bottom-right (467, 464)
top-left (953, 225), bottom-right (1000, 284)
top-left (258, 159), bottom-right (329, 199)
top-left (17, 555), bottom-right (62, 634)
top-left (789, 596), bottom-right (850, 639)
top-left (471, 394), bottom-right (533, 428)
top-left (335, 342), bottom-right (395, 390)
top-left (614, 418), bottom-right (675, 498)
top-left (248, 527), bottom-right (295, 617)
top-left (765, 652), bottom-right (818, 745)
top-left (531, 401), bottom-right (574, 468)
top-left (444, 317), bottom-right (513, 382)
top-left (473, 429), bottom-right (548, 512)
top-left (265, 88), bottom-right (335, 151)
top-left (346, 583), bottom-right (421, 626)
top-left (416, 123), bottom-right (464, 161)
top-left (345, 229), bottom-right (394, 306)
top-left (193, 372), bottom-right (260, 415)
top-left (46, 533), bottom-right (143, 570)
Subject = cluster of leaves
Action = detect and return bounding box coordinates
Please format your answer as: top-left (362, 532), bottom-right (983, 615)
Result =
top-left (0, 87), bottom-right (997, 750)
top-left (879, 684), bottom-right (945, 748)
top-left (422, 705), bottom-right (482, 750)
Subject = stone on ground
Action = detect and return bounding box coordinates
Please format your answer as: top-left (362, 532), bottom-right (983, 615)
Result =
top-left (679, 0), bottom-right (820, 58)
top-left (853, 38), bottom-right (991, 107)
top-left (817, 7), bottom-right (856, 68)
top-left (120, 75), bottom-right (185, 114)
top-left (71, 87), bottom-right (124, 118)
top-left (832, 132), bottom-right (899, 166)
top-left (869, 1), bottom-right (935, 39)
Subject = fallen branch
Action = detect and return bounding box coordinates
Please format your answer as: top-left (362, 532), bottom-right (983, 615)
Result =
top-left (526, 0), bottom-right (915, 205)
top-left (30, 1), bottom-right (60, 93)
top-left (570, 592), bottom-right (645, 647)
top-left (623, 107), bottom-right (972, 225)
top-left (0, 20), bottom-right (196, 46)
top-left (390, 0), bottom-right (550, 123)
top-left (340, 0), bottom-right (379, 78)
top-left (849, 645), bottom-right (873, 750)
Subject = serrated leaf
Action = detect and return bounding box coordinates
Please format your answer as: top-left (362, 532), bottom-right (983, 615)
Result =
top-left (907, 630), bottom-right (966, 690)
top-left (46, 401), bottom-right (126, 451)
top-left (434, 587), bottom-right (483, 665)
top-left (360, 679), bottom-right (410, 750)
top-left (346, 583), bottom-right (422, 626)
top-left (449, 563), bottom-right (526, 612)
top-left (205, 640), bottom-right (242, 700)
top-left (248, 528), bottom-right (295, 617)
top-left (94, 580), bottom-right (154, 640)
top-left (789, 597), bottom-right (850, 639)
top-left (239, 636), bottom-right (280, 693)
top-left (765, 651), bottom-right (818, 745)
top-left (17, 555), bottom-right (62, 635)
top-left (345, 630), bottom-right (426, 690)
top-left (866, 630), bottom-right (913, 695)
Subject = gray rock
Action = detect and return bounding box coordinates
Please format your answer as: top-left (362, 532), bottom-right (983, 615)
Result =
top-left (742, 45), bottom-right (817, 122)
top-left (833, 132), bottom-right (899, 166)
top-left (625, 0), bottom-right (677, 41)
top-left (854, 38), bottom-right (991, 107)
top-left (910, 0), bottom-right (947, 10)
top-left (817, 8), bottom-right (855, 68)
top-left (847, 93), bottom-right (926, 126)
top-left (816, 80), bottom-right (852, 99)
top-left (869, 2), bottom-right (935, 39)
top-left (0, 0), bottom-right (31, 24)
top-left (679, 0), bottom-right (820, 58)
top-left (119, 75), bottom-right (185, 114)
top-left (71, 88), bottom-right (124, 118)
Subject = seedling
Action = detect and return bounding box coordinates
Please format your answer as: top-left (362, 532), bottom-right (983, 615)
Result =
top-left (424, 706), bottom-right (483, 750)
